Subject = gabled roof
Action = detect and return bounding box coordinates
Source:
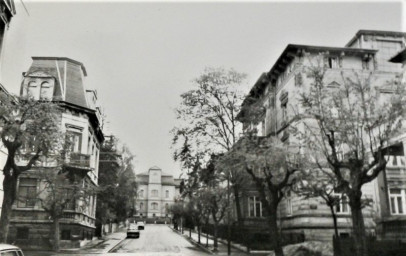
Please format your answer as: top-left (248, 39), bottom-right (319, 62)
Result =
top-left (149, 166), bottom-right (161, 171)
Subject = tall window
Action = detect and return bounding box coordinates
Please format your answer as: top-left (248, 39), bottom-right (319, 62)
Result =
top-left (389, 188), bottom-right (406, 215)
top-left (151, 202), bottom-right (158, 210)
top-left (286, 191), bottom-right (293, 216)
top-left (140, 202), bottom-right (143, 210)
top-left (328, 57), bottom-right (338, 68)
top-left (333, 191), bottom-right (350, 214)
top-left (166, 190), bottom-right (169, 198)
top-left (248, 196), bottom-right (262, 217)
top-left (18, 178), bottom-right (37, 208)
top-left (139, 190), bottom-right (144, 198)
top-left (281, 103), bottom-right (288, 125)
top-left (151, 190), bottom-right (158, 197)
top-left (165, 203), bottom-right (169, 213)
top-left (68, 132), bottom-right (82, 153)
top-left (63, 189), bottom-right (75, 210)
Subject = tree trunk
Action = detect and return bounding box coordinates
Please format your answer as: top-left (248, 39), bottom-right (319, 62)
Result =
top-left (198, 225), bottom-right (201, 244)
top-left (329, 205), bottom-right (339, 238)
top-left (233, 186), bottom-right (243, 228)
top-left (53, 217), bottom-right (61, 252)
top-left (349, 191), bottom-right (367, 256)
top-left (0, 164), bottom-right (18, 243)
top-left (213, 222), bottom-right (218, 252)
top-left (269, 210), bottom-right (284, 256)
top-left (206, 227), bottom-right (209, 248)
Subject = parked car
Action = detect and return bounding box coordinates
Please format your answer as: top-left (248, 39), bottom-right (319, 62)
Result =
top-left (137, 221), bottom-right (145, 230)
top-left (127, 223), bottom-right (140, 238)
top-left (0, 244), bottom-right (24, 256)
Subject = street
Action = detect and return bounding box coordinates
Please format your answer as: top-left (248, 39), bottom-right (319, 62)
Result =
top-left (110, 224), bottom-right (207, 255)
top-left (25, 224), bottom-right (209, 256)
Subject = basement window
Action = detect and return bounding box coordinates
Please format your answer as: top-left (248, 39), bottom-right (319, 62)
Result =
top-left (16, 227), bottom-right (29, 239)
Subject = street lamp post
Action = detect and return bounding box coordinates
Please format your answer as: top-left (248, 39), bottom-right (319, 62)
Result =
top-left (227, 174), bottom-right (231, 255)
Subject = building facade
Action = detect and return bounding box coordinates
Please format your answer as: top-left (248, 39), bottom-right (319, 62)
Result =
top-left (236, 30), bottom-right (406, 241)
top-left (135, 166), bottom-right (181, 221)
top-left (372, 47), bottom-right (406, 240)
top-left (0, 0), bottom-right (16, 218)
top-left (8, 57), bottom-right (104, 249)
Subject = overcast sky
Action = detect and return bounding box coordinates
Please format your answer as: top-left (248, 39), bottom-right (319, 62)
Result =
top-left (1, 0), bottom-right (404, 177)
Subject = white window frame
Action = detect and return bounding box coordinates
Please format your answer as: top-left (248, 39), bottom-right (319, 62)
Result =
top-left (389, 188), bottom-right (406, 215)
top-left (286, 191), bottom-right (293, 216)
top-left (151, 189), bottom-right (158, 197)
top-left (151, 202), bottom-right (158, 210)
top-left (248, 196), bottom-right (262, 218)
top-left (333, 191), bottom-right (350, 214)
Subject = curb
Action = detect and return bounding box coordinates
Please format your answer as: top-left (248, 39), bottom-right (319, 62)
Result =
top-left (169, 226), bottom-right (213, 254)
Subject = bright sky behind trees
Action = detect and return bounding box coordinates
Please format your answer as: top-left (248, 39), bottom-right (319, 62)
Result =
top-left (1, 0), bottom-right (403, 177)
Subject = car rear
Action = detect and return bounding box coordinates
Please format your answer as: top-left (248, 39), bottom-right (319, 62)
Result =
top-left (127, 224), bottom-right (140, 238)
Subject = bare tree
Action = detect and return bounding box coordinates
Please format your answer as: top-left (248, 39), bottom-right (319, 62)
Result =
top-left (218, 135), bottom-right (301, 256)
top-left (0, 94), bottom-right (62, 242)
top-left (36, 169), bottom-right (91, 252)
top-left (297, 55), bottom-right (406, 256)
top-left (199, 186), bottom-right (228, 252)
top-left (171, 67), bottom-right (249, 226)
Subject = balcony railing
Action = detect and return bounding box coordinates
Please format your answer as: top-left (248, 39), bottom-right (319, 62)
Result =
top-left (65, 153), bottom-right (93, 170)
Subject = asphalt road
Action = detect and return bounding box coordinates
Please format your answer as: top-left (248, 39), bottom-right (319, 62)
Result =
top-left (110, 224), bottom-right (208, 255)
top-left (24, 224), bottom-right (208, 256)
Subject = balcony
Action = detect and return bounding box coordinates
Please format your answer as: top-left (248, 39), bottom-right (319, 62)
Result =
top-left (63, 153), bottom-right (94, 177)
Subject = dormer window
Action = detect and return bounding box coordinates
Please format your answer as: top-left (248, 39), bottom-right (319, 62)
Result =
top-left (40, 81), bottom-right (53, 100)
top-left (27, 81), bottom-right (39, 99)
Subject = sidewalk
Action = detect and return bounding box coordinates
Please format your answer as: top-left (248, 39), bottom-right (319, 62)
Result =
top-left (171, 226), bottom-right (269, 256)
top-left (24, 229), bottom-right (126, 256)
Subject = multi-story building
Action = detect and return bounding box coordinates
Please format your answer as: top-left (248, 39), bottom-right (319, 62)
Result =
top-left (8, 57), bottom-right (104, 249)
top-left (135, 166), bottom-right (181, 221)
top-left (372, 47), bottom-right (406, 240)
top-left (236, 30), bottom-right (406, 241)
top-left (0, 0), bottom-right (16, 218)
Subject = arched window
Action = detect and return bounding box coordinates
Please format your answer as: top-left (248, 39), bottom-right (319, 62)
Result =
top-left (139, 190), bottom-right (144, 198)
top-left (40, 81), bottom-right (53, 100)
top-left (27, 80), bottom-right (39, 99)
top-left (165, 203), bottom-right (169, 213)
top-left (151, 202), bottom-right (158, 210)
top-left (165, 190), bottom-right (169, 198)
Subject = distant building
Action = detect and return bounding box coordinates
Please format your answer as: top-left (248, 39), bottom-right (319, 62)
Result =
top-left (8, 57), bottom-right (104, 249)
top-left (135, 167), bottom-right (182, 220)
top-left (236, 30), bottom-right (406, 241)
